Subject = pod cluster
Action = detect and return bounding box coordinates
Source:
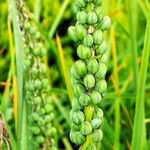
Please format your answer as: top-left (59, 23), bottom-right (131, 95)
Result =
top-left (68, 0), bottom-right (111, 147)
top-left (15, 1), bottom-right (57, 149)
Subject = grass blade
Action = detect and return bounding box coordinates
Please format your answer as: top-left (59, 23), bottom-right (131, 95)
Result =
top-left (56, 34), bottom-right (74, 103)
top-left (131, 11), bottom-right (150, 150)
top-left (49, 0), bottom-right (70, 38)
top-left (9, 0), bottom-right (28, 149)
top-left (110, 25), bottom-right (121, 150)
top-left (128, 0), bottom-right (139, 88)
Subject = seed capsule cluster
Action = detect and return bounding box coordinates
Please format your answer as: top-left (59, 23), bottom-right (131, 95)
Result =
top-left (24, 22), bottom-right (57, 149)
top-left (68, 0), bottom-right (111, 147)
top-left (15, 0), bottom-right (56, 149)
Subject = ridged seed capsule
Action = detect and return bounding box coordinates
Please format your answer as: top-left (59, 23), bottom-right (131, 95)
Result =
top-left (92, 129), bottom-right (103, 143)
top-left (70, 130), bottom-right (85, 144)
top-left (68, 26), bottom-right (78, 42)
top-left (90, 91), bottom-right (102, 105)
top-left (77, 44), bottom-right (92, 60)
top-left (72, 97), bottom-right (83, 110)
top-left (87, 58), bottom-right (99, 74)
top-left (93, 29), bottom-right (103, 44)
top-left (74, 83), bottom-right (85, 97)
top-left (75, 24), bottom-right (87, 40)
top-left (83, 34), bottom-right (93, 46)
top-left (95, 62), bottom-right (107, 79)
top-left (88, 11), bottom-right (98, 25)
top-left (84, 74), bottom-right (95, 88)
top-left (74, 60), bottom-right (87, 77)
top-left (101, 16), bottom-right (111, 31)
top-left (75, 0), bottom-right (86, 8)
top-left (77, 11), bottom-right (88, 24)
top-left (91, 118), bottom-right (102, 129)
top-left (93, 108), bottom-right (103, 119)
top-left (96, 40), bottom-right (107, 55)
top-left (79, 93), bottom-right (91, 106)
top-left (80, 121), bottom-right (92, 135)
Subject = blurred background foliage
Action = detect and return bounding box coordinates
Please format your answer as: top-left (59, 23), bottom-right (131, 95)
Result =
top-left (0, 0), bottom-right (150, 149)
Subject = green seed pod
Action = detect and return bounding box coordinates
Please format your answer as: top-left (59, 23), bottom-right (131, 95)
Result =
top-left (72, 3), bottom-right (80, 15)
top-left (31, 67), bottom-right (38, 77)
top-left (39, 108), bottom-right (45, 115)
top-left (101, 16), bottom-right (111, 31)
top-left (88, 11), bottom-right (98, 25)
top-left (79, 93), bottom-right (90, 106)
top-left (94, 0), bottom-right (102, 5)
top-left (77, 44), bottom-right (92, 60)
top-left (34, 46), bottom-right (40, 56)
top-left (80, 121), bottom-right (92, 135)
top-left (24, 59), bottom-right (31, 68)
top-left (92, 129), bottom-right (103, 143)
top-left (24, 22), bottom-right (30, 30)
top-left (31, 112), bottom-right (40, 121)
top-left (25, 83), bottom-right (35, 92)
top-left (38, 119), bottom-right (45, 126)
top-left (77, 11), bottom-right (88, 24)
top-left (24, 47), bottom-right (30, 54)
top-left (91, 118), bottom-right (102, 129)
top-left (101, 53), bottom-right (108, 64)
top-left (96, 40), bottom-right (107, 55)
top-left (44, 115), bottom-right (53, 124)
top-left (44, 104), bottom-right (53, 113)
top-left (41, 78), bottom-right (49, 89)
top-left (95, 6), bottom-right (103, 21)
top-left (85, 144), bottom-right (96, 150)
top-left (31, 126), bottom-right (40, 135)
top-left (83, 34), bottom-right (93, 46)
top-left (45, 127), bottom-right (56, 137)
top-left (72, 97), bottom-right (83, 110)
top-left (74, 60), bottom-right (87, 77)
top-left (71, 76), bottom-right (78, 87)
top-left (50, 127), bottom-right (56, 136)
top-left (30, 27), bottom-right (36, 35)
top-left (95, 62), bottom-right (107, 79)
top-left (71, 65), bottom-right (81, 79)
top-left (84, 74), bottom-right (95, 88)
top-left (87, 58), bottom-right (99, 74)
top-left (68, 26), bottom-right (78, 42)
top-left (45, 128), bottom-right (52, 137)
top-left (93, 29), bottom-right (103, 45)
top-left (40, 48), bottom-right (46, 57)
top-left (94, 79), bottom-right (107, 94)
top-left (34, 79), bottom-right (41, 89)
top-left (75, 0), bottom-right (86, 8)
top-left (45, 98), bottom-right (52, 104)
top-left (47, 123), bottom-right (52, 128)
top-left (41, 63), bottom-right (47, 74)
top-left (74, 83), bottom-right (85, 97)
top-left (36, 135), bottom-right (45, 144)
top-left (75, 24), bottom-right (87, 40)
top-left (93, 108), bottom-right (103, 119)
top-left (35, 31), bottom-right (41, 40)
top-left (90, 91), bottom-right (101, 105)
top-left (70, 130), bottom-right (85, 144)
top-left (34, 96), bottom-right (42, 105)
top-left (70, 110), bottom-right (85, 125)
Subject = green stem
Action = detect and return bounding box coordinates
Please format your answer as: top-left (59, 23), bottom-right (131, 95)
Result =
top-left (81, 106), bottom-right (94, 150)
top-left (131, 12), bottom-right (150, 150)
top-left (34, 0), bottom-right (41, 22)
